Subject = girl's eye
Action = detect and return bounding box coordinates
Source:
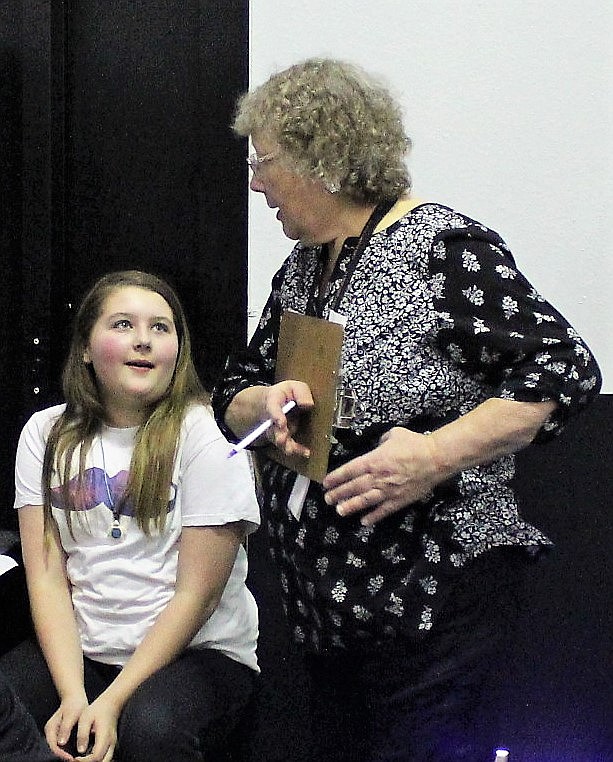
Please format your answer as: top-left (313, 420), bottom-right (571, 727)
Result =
top-left (112, 319), bottom-right (132, 329)
top-left (152, 322), bottom-right (171, 333)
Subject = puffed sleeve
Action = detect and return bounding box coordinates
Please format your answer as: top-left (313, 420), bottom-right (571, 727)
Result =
top-left (211, 264), bottom-right (286, 441)
top-left (428, 225), bottom-right (601, 441)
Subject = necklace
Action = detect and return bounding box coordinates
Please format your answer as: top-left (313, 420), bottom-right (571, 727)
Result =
top-left (99, 437), bottom-right (123, 539)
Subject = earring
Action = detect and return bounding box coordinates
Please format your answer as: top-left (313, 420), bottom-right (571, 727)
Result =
top-left (324, 180), bottom-right (340, 194)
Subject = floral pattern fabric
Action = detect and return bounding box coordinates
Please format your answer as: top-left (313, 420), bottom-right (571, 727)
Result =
top-left (212, 203), bottom-right (601, 653)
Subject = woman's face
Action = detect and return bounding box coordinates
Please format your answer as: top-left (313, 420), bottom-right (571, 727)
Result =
top-left (83, 286), bottom-right (179, 426)
top-left (249, 135), bottom-right (341, 246)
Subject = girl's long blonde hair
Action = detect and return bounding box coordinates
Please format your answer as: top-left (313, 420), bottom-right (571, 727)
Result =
top-left (42, 271), bottom-right (206, 536)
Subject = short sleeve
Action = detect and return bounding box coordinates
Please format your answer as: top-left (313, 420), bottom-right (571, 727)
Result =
top-left (14, 406), bottom-right (64, 509)
top-left (178, 406), bottom-right (260, 533)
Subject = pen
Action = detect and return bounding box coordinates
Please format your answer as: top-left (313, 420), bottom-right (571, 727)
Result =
top-left (227, 400), bottom-right (297, 458)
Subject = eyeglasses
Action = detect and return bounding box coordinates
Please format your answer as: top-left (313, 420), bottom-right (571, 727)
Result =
top-left (246, 151), bottom-right (276, 173)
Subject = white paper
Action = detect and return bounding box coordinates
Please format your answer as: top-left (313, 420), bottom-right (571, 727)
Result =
top-left (0, 554), bottom-right (18, 576)
top-left (288, 474), bottom-right (310, 520)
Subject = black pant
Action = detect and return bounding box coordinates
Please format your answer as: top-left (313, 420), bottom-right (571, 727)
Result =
top-left (0, 642), bottom-right (257, 761)
top-left (303, 548), bottom-right (529, 762)
top-left (0, 669), bottom-right (56, 762)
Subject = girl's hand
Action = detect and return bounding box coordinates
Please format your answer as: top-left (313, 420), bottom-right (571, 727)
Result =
top-left (70, 695), bottom-right (119, 762)
top-left (45, 692), bottom-right (89, 761)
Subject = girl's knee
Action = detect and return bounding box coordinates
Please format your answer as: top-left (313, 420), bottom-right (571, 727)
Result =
top-left (117, 697), bottom-right (202, 762)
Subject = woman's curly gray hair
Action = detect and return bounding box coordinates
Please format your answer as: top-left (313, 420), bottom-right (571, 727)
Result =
top-left (233, 58), bottom-right (412, 204)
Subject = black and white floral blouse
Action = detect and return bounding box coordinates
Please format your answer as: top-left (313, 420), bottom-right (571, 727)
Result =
top-left (212, 203), bottom-right (601, 653)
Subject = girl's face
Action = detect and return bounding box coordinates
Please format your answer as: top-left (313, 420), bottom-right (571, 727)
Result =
top-left (83, 286), bottom-right (179, 427)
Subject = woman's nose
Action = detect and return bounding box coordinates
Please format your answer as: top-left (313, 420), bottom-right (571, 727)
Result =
top-left (250, 173), bottom-right (265, 193)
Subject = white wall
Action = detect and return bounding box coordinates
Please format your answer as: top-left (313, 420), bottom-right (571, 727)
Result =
top-left (247, 0), bottom-right (612, 391)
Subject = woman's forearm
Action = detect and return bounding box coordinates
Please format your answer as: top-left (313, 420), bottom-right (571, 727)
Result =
top-left (426, 397), bottom-right (558, 480)
top-left (224, 386), bottom-right (270, 439)
top-left (324, 397), bottom-right (558, 526)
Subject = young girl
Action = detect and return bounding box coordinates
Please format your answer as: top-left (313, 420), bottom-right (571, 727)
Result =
top-left (0, 271), bottom-right (259, 762)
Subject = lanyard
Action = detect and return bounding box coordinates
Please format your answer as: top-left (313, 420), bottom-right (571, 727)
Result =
top-left (306, 197), bottom-right (397, 317)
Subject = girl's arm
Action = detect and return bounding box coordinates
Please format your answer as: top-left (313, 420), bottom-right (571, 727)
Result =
top-left (74, 521), bottom-right (246, 760)
top-left (18, 504), bottom-right (89, 761)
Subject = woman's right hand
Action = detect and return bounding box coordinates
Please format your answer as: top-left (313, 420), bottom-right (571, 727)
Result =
top-left (262, 381), bottom-right (314, 458)
top-left (45, 691), bottom-right (89, 761)
top-left (229, 381), bottom-right (314, 458)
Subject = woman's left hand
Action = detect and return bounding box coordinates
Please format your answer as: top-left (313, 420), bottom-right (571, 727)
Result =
top-left (322, 427), bottom-right (443, 526)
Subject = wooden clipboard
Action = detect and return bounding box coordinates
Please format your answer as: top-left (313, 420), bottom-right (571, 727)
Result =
top-left (267, 310), bottom-right (344, 482)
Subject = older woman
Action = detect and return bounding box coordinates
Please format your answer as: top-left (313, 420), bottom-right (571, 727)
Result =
top-left (212, 59), bottom-right (601, 761)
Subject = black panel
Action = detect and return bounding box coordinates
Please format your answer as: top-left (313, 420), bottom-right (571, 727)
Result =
top-left (0, 0), bottom-right (248, 521)
top-left (0, 1), bottom-right (26, 528)
top-left (62, 0), bottom-right (249, 392)
top-left (504, 393), bottom-right (613, 758)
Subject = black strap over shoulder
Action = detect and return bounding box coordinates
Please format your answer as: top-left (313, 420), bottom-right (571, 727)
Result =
top-left (308, 197), bottom-right (398, 316)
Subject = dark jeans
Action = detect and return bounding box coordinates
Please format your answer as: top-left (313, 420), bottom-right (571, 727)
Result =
top-left (303, 548), bottom-right (529, 762)
top-left (0, 669), bottom-right (56, 762)
top-left (0, 641), bottom-right (257, 762)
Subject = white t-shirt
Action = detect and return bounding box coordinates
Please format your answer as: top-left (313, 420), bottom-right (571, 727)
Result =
top-left (14, 403), bottom-right (260, 672)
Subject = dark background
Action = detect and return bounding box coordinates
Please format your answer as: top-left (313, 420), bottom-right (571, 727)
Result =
top-left (0, 0), bottom-right (248, 531)
top-left (247, 399), bottom-right (613, 761)
top-left (0, 3), bottom-right (611, 760)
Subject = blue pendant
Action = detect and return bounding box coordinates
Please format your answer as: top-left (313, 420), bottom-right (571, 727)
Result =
top-left (110, 521), bottom-right (122, 539)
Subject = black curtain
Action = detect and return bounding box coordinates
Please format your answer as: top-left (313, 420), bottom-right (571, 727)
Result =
top-left (0, 0), bottom-right (248, 525)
